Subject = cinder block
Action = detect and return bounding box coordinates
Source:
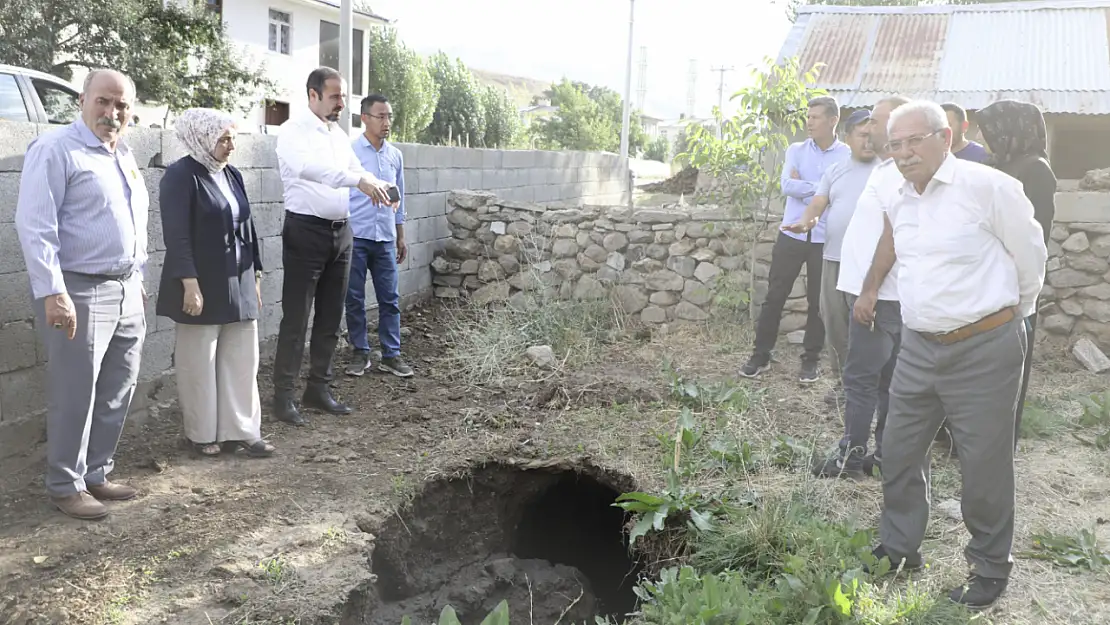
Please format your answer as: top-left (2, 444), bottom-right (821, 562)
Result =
top-left (482, 169), bottom-right (504, 189)
top-left (260, 168), bottom-right (285, 203)
top-left (0, 320), bottom-right (37, 373)
top-left (418, 169), bottom-right (437, 194)
top-left (427, 193), bottom-right (448, 217)
top-left (514, 186), bottom-right (536, 203)
top-left (451, 147), bottom-right (472, 169)
top-left (403, 168), bottom-right (419, 195)
top-left (433, 215), bottom-right (451, 240)
top-left (0, 363), bottom-right (46, 420)
top-left (261, 268), bottom-right (283, 305)
top-left (260, 301), bottom-right (282, 340)
top-left (261, 235), bottom-right (284, 270)
top-left (558, 183), bottom-right (577, 201)
top-left (396, 143), bottom-right (421, 166)
top-left (433, 146), bottom-right (454, 169)
top-left (239, 169), bottom-right (263, 203)
top-left (398, 266), bottom-right (432, 298)
top-left (142, 250), bottom-right (165, 297)
top-left (138, 329), bottom-right (175, 381)
top-left (159, 130), bottom-right (188, 167)
top-left (0, 123), bottom-right (38, 172)
top-left (121, 127), bottom-right (163, 169)
top-left (0, 172), bottom-right (19, 223)
top-left (0, 272), bottom-right (31, 324)
top-left (467, 169), bottom-right (483, 190)
top-left (403, 195), bottom-right (428, 220)
top-left (535, 150), bottom-right (556, 168)
top-left (228, 133), bottom-right (279, 170)
top-left (147, 207), bottom-right (165, 253)
top-left (0, 225), bottom-right (25, 274)
top-left (1055, 192), bottom-right (1110, 223)
top-left (408, 240), bottom-right (434, 271)
top-left (503, 150), bottom-right (535, 169)
top-left (482, 149), bottom-right (503, 170)
top-left (529, 169), bottom-right (547, 186)
top-left (253, 204), bottom-right (285, 238)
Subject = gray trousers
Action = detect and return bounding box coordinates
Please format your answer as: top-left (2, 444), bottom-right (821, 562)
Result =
top-left (879, 316), bottom-right (1025, 580)
top-left (35, 272), bottom-right (145, 496)
top-left (819, 260), bottom-right (850, 380)
top-left (840, 294), bottom-right (901, 463)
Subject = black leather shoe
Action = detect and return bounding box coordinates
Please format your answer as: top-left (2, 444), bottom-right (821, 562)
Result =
top-left (302, 386), bottom-right (352, 415)
top-left (948, 575), bottom-right (1007, 611)
top-left (273, 396), bottom-right (306, 426)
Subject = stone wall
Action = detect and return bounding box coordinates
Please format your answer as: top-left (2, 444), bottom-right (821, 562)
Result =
top-left (430, 191), bottom-right (813, 328)
top-left (0, 121), bottom-right (630, 456)
top-left (1036, 191), bottom-right (1110, 350)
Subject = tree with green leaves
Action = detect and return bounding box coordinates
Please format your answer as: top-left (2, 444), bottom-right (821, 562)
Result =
top-left (644, 135), bottom-right (669, 162)
top-left (422, 52), bottom-right (486, 147)
top-left (0, 0), bottom-right (273, 116)
top-left (531, 79), bottom-right (646, 154)
top-left (480, 85), bottom-right (522, 149)
top-left (366, 27), bottom-right (437, 142)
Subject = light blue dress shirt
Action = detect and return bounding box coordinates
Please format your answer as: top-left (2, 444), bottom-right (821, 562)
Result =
top-left (780, 138), bottom-right (850, 244)
top-left (349, 135), bottom-right (405, 242)
top-left (15, 119), bottom-right (149, 299)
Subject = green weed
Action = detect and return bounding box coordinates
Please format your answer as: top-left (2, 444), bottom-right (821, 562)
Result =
top-left (1020, 528), bottom-right (1110, 570)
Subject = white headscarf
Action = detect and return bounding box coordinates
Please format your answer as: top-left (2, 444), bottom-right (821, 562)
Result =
top-left (175, 108), bottom-right (237, 174)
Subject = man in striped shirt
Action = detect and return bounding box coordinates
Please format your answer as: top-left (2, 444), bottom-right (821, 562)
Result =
top-left (15, 69), bottom-right (147, 520)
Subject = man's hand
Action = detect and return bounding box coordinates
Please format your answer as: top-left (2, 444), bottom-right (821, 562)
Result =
top-left (357, 176), bottom-right (392, 206)
top-left (45, 293), bottom-right (77, 340)
top-left (853, 289), bottom-right (878, 325)
top-left (256, 276), bottom-right (263, 310)
top-left (396, 236), bottom-right (408, 265)
top-left (182, 278), bottom-right (203, 316)
top-left (781, 218), bottom-right (817, 234)
top-left (790, 168), bottom-right (800, 180)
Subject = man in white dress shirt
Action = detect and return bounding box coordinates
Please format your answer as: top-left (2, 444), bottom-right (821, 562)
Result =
top-left (859, 101), bottom-right (1047, 611)
top-left (272, 67), bottom-right (393, 425)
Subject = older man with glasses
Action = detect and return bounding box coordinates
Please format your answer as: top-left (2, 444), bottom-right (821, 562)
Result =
top-left (858, 100), bottom-right (1046, 611)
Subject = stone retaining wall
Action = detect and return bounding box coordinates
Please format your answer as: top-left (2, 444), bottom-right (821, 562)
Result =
top-left (429, 191), bottom-right (814, 328)
top-left (0, 121), bottom-right (630, 457)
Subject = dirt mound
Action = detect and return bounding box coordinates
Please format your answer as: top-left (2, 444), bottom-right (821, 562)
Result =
top-left (642, 166), bottom-right (698, 195)
top-left (368, 556), bottom-right (597, 625)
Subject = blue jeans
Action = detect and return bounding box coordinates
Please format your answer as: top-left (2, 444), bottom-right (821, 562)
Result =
top-left (345, 238), bottom-right (401, 358)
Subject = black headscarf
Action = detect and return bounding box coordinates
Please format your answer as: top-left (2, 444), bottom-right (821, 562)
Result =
top-left (975, 100), bottom-right (1049, 175)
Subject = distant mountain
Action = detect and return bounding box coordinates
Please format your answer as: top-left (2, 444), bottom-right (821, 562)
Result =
top-left (471, 69), bottom-right (554, 110)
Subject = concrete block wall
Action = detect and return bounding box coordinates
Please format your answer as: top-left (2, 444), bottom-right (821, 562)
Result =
top-left (0, 122), bottom-right (630, 456)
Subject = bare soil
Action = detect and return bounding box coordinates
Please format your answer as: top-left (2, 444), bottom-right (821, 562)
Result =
top-left (0, 305), bottom-right (1108, 625)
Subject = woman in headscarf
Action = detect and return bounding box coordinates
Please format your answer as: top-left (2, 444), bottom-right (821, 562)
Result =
top-left (976, 100), bottom-right (1057, 444)
top-left (156, 108), bottom-right (275, 458)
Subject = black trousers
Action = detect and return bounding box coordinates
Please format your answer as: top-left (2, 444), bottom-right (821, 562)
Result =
top-left (753, 232), bottom-right (825, 364)
top-left (272, 212), bottom-right (353, 395)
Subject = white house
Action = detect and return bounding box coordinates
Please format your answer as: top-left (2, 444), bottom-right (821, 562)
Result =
top-left (204, 0), bottom-right (390, 134)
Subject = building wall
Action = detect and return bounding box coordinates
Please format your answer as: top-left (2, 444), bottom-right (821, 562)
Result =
top-left (0, 122), bottom-right (630, 458)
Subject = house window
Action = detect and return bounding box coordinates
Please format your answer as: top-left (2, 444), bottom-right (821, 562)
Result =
top-left (265, 101), bottom-right (290, 127)
top-left (268, 10), bottom-right (291, 55)
top-left (205, 0), bottom-right (222, 17)
top-left (319, 21), bottom-right (365, 95)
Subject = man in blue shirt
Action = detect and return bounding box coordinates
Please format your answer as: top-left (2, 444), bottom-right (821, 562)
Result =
top-left (345, 94), bottom-right (413, 378)
top-left (740, 96), bottom-right (850, 383)
top-left (941, 102), bottom-right (989, 164)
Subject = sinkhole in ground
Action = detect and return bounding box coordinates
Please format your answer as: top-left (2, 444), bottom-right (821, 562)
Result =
top-left (344, 461), bottom-right (643, 625)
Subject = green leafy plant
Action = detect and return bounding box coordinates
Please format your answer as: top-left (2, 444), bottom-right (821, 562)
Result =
top-left (634, 565), bottom-right (771, 624)
top-left (1020, 529), bottom-right (1110, 570)
top-left (1077, 390), bottom-right (1110, 428)
top-left (402, 601), bottom-right (510, 625)
top-left (663, 360), bottom-right (752, 412)
top-left (770, 435), bottom-right (812, 468)
top-left (613, 468), bottom-right (723, 545)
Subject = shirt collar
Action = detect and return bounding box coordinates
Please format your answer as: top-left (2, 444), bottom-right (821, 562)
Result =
top-left (898, 153), bottom-right (957, 196)
top-left (298, 109), bottom-right (335, 134)
top-left (806, 137), bottom-right (843, 153)
top-left (357, 134), bottom-right (390, 152)
top-left (74, 118), bottom-right (127, 153)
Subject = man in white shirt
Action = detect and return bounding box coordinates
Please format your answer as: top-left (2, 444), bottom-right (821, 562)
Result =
top-left (858, 101), bottom-right (1047, 611)
top-left (797, 96), bottom-right (909, 479)
top-left (272, 67), bottom-right (393, 425)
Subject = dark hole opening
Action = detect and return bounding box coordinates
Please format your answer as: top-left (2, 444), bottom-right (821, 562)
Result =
top-left (511, 472), bottom-right (642, 619)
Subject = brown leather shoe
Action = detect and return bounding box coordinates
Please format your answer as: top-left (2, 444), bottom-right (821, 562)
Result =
top-left (87, 481), bottom-right (138, 501)
top-left (51, 492), bottom-right (109, 520)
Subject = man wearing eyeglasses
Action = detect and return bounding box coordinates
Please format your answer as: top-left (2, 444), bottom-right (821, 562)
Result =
top-left (345, 94), bottom-right (413, 378)
top-left (857, 100), bottom-right (1046, 611)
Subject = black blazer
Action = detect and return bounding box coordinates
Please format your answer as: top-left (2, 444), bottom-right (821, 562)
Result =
top-left (156, 156), bottom-right (263, 325)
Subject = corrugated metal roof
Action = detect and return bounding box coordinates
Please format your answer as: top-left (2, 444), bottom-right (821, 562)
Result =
top-left (777, 0), bottom-right (1110, 114)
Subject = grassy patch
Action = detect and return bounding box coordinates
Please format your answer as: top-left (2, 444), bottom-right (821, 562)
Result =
top-left (441, 282), bottom-right (628, 385)
top-left (1019, 396), bottom-right (1071, 440)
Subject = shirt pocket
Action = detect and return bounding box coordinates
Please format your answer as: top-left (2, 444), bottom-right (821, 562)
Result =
top-left (919, 220), bottom-right (984, 266)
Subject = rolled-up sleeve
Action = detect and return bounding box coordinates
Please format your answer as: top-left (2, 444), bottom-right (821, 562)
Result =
top-left (159, 166), bottom-right (199, 280)
top-left (15, 141), bottom-right (69, 300)
top-left (990, 176), bottom-right (1047, 317)
top-left (395, 150), bottom-right (406, 225)
top-left (276, 127), bottom-right (366, 189)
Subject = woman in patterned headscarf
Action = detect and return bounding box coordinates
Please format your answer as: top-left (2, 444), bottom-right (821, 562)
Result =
top-left (156, 108), bottom-right (275, 459)
top-left (976, 100), bottom-right (1057, 445)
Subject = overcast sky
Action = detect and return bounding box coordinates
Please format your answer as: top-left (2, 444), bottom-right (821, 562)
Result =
top-left (372, 0), bottom-right (794, 120)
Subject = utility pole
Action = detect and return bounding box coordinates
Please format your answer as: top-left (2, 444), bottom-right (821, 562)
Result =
top-left (636, 46), bottom-right (648, 112)
top-left (339, 0), bottom-right (353, 132)
top-left (619, 0), bottom-right (635, 161)
top-left (710, 65), bottom-right (735, 117)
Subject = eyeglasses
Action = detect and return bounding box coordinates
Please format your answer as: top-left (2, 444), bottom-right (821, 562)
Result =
top-left (885, 130), bottom-right (942, 153)
top-left (366, 113), bottom-right (393, 121)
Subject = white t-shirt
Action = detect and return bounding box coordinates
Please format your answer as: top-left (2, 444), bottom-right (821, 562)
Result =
top-left (836, 158), bottom-right (903, 301)
top-left (884, 155), bottom-right (1046, 334)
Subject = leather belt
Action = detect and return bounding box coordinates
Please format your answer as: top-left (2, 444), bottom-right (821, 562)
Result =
top-left (920, 307), bottom-right (1017, 345)
top-left (285, 211), bottom-right (348, 230)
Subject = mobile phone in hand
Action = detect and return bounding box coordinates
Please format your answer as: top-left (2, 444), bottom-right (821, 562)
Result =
top-left (386, 185), bottom-right (401, 203)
